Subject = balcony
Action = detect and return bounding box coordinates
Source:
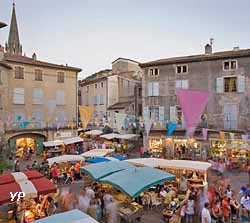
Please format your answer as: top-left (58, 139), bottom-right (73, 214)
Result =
top-left (5, 121), bottom-right (77, 133)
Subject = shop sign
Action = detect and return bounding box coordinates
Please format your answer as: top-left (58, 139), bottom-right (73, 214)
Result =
top-left (54, 131), bottom-right (72, 138)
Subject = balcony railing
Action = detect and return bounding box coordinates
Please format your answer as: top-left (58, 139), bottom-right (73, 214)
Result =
top-left (5, 121), bottom-right (77, 132)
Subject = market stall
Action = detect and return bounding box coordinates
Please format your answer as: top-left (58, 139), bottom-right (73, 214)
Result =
top-left (63, 137), bottom-right (84, 154)
top-left (47, 155), bottom-right (85, 166)
top-left (126, 158), bottom-right (211, 187)
top-left (81, 149), bottom-right (115, 158)
top-left (43, 140), bottom-right (64, 158)
top-left (84, 130), bottom-right (103, 136)
top-left (85, 156), bottom-right (127, 164)
top-left (33, 209), bottom-right (98, 223)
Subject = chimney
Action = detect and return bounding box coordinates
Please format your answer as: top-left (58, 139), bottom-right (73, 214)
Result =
top-left (233, 46), bottom-right (240, 51)
top-left (205, 44), bottom-right (212, 54)
top-left (0, 45), bottom-right (4, 61)
top-left (32, 52), bottom-right (37, 60)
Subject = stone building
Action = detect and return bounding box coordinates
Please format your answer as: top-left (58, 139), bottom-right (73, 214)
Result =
top-left (140, 44), bottom-right (250, 158)
top-left (79, 58), bottom-right (142, 130)
top-left (2, 4), bottom-right (81, 155)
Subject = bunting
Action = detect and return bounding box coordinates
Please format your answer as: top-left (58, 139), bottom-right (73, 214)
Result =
top-left (167, 122), bottom-right (177, 137)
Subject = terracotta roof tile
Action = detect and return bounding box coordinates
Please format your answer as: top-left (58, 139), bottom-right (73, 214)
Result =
top-left (140, 48), bottom-right (250, 67)
top-left (4, 54), bottom-right (82, 72)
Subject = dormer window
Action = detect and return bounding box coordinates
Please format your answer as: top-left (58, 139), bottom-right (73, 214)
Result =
top-left (176, 65), bottom-right (188, 74)
top-left (223, 60), bottom-right (237, 71)
top-left (149, 68), bottom-right (159, 76)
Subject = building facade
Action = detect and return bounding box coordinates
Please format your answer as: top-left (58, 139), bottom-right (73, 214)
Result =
top-left (2, 4), bottom-right (81, 155)
top-left (140, 44), bottom-right (250, 158)
top-left (79, 58), bottom-right (142, 130)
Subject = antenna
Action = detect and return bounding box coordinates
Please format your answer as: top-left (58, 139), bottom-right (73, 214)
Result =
top-left (210, 38), bottom-right (214, 46)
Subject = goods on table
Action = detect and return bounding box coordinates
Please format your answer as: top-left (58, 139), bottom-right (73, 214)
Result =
top-left (118, 202), bottom-right (143, 223)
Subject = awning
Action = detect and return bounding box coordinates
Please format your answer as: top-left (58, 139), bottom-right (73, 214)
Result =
top-left (85, 156), bottom-right (127, 164)
top-left (81, 149), bottom-right (114, 158)
top-left (43, 140), bottom-right (63, 147)
top-left (100, 133), bottom-right (120, 140)
top-left (80, 161), bottom-right (134, 180)
top-left (33, 209), bottom-right (98, 223)
top-left (126, 158), bottom-right (211, 171)
top-left (84, 130), bottom-right (103, 135)
top-left (100, 167), bottom-right (176, 199)
top-left (0, 170), bottom-right (43, 185)
top-left (116, 134), bottom-right (139, 139)
top-left (47, 155), bottom-right (85, 166)
top-left (0, 177), bottom-right (56, 205)
top-left (63, 137), bottom-right (84, 145)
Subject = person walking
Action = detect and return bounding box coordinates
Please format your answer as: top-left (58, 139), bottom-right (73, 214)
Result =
top-left (221, 196), bottom-right (230, 223)
top-left (185, 195), bottom-right (195, 223)
top-left (201, 202), bottom-right (211, 223)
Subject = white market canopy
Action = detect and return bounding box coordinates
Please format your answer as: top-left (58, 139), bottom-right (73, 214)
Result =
top-left (126, 158), bottom-right (212, 172)
top-left (100, 133), bottom-right (139, 140)
top-left (63, 136), bottom-right (84, 145)
top-left (81, 149), bottom-right (115, 158)
top-left (47, 155), bottom-right (85, 166)
top-left (43, 140), bottom-right (63, 147)
top-left (84, 130), bottom-right (103, 135)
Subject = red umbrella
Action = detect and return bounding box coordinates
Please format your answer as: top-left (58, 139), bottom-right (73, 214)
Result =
top-left (0, 177), bottom-right (56, 205)
top-left (0, 171), bottom-right (43, 185)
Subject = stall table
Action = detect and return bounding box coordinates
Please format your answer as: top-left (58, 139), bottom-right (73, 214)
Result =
top-left (119, 202), bottom-right (144, 223)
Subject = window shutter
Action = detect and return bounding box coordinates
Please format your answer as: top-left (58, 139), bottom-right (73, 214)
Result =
top-left (33, 88), bottom-right (43, 104)
top-left (13, 88), bottom-right (24, 104)
top-left (182, 80), bottom-right (189, 89)
top-left (143, 106), bottom-right (149, 120)
top-left (216, 77), bottom-right (224, 93)
top-left (148, 83), bottom-right (153, 96)
top-left (170, 106), bottom-right (177, 122)
top-left (159, 106), bottom-right (165, 121)
top-left (238, 75), bottom-right (245, 93)
top-left (56, 90), bottom-right (65, 105)
top-left (153, 82), bottom-right (159, 96)
top-left (175, 80), bottom-right (181, 89)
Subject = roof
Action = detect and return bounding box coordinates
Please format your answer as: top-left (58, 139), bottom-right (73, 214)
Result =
top-left (0, 61), bottom-right (12, 69)
top-left (108, 101), bottom-right (133, 110)
top-left (0, 21), bottom-right (7, 28)
top-left (4, 54), bottom-right (82, 72)
top-left (112, 57), bottom-right (139, 64)
top-left (140, 48), bottom-right (250, 67)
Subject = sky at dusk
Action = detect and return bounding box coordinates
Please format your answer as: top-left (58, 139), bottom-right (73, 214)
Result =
top-left (1, 0), bottom-right (250, 79)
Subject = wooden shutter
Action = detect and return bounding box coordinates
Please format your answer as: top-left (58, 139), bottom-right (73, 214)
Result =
top-left (170, 106), bottom-right (177, 122)
top-left (143, 106), bottom-right (149, 120)
top-left (153, 82), bottom-right (159, 96)
top-left (148, 83), bottom-right (153, 96)
top-left (216, 77), bottom-right (224, 93)
top-left (182, 80), bottom-right (189, 89)
top-left (13, 88), bottom-right (24, 104)
top-left (238, 75), bottom-right (245, 93)
top-left (159, 106), bottom-right (165, 121)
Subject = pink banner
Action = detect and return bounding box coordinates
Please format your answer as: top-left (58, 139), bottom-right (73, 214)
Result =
top-left (176, 89), bottom-right (211, 137)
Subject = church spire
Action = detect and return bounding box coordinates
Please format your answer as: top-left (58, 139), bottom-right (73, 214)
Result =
top-left (5, 2), bottom-right (22, 55)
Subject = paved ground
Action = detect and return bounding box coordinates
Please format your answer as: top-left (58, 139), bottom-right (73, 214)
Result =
top-left (3, 151), bottom-right (249, 223)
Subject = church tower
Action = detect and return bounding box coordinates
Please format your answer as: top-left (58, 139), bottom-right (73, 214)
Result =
top-left (5, 3), bottom-right (22, 55)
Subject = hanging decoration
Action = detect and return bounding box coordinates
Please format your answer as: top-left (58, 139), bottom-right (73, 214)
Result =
top-left (79, 105), bottom-right (94, 128)
top-left (167, 122), bottom-right (177, 137)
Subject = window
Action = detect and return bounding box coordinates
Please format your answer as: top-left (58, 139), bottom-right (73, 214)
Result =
top-left (149, 68), bottom-right (159, 76)
top-left (94, 95), bottom-right (99, 105)
top-left (13, 88), bottom-right (25, 104)
top-left (224, 77), bottom-right (237, 92)
top-left (56, 90), bottom-right (65, 105)
top-left (138, 87), bottom-right (142, 97)
top-left (148, 82), bottom-right (159, 96)
top-left (223, 60), bottom-right (237, 71)
top-left (101, 82), bottom-right (104, 88)
top-left (57, 72), bottom-right (64, 83)
top-left (56, 110), bottom-right (66, 122)
top-left (33, 88), bottom-right (43, 104)
top-left (34, 69), bottom-right (43, 81)
top-left (176, 65), bottom-right (188, 74)
top-left (175, 80), bottom-right (189, 89)
top-left (99, 95), bottom-right (104, 105)
top-left (216, 76), bottom-right (245, 93)
top-left (149, 107), bottom-right (159, 121)
top-left (95, 84), bottom-right (98, 89)
top-left (14, 67), bottom-right (24, 79)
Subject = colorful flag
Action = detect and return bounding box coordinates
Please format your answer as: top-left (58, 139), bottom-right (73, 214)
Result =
top-left (176, 89), bottom-right (211, 137)
top-left (22, 121), bottom-right (29, 128)
top-left (202, 128), bottom-right (208, 140)
top-left (220, 131), bottom-right (225, 140)
top-left (79, 105), bottom-right (94, 128)
top-left (229, 132), bottom-right (235, 140)
top-left (115, 113), bottom-right (126, 131)
top-left (167, 122), bottom-right (177, 137)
